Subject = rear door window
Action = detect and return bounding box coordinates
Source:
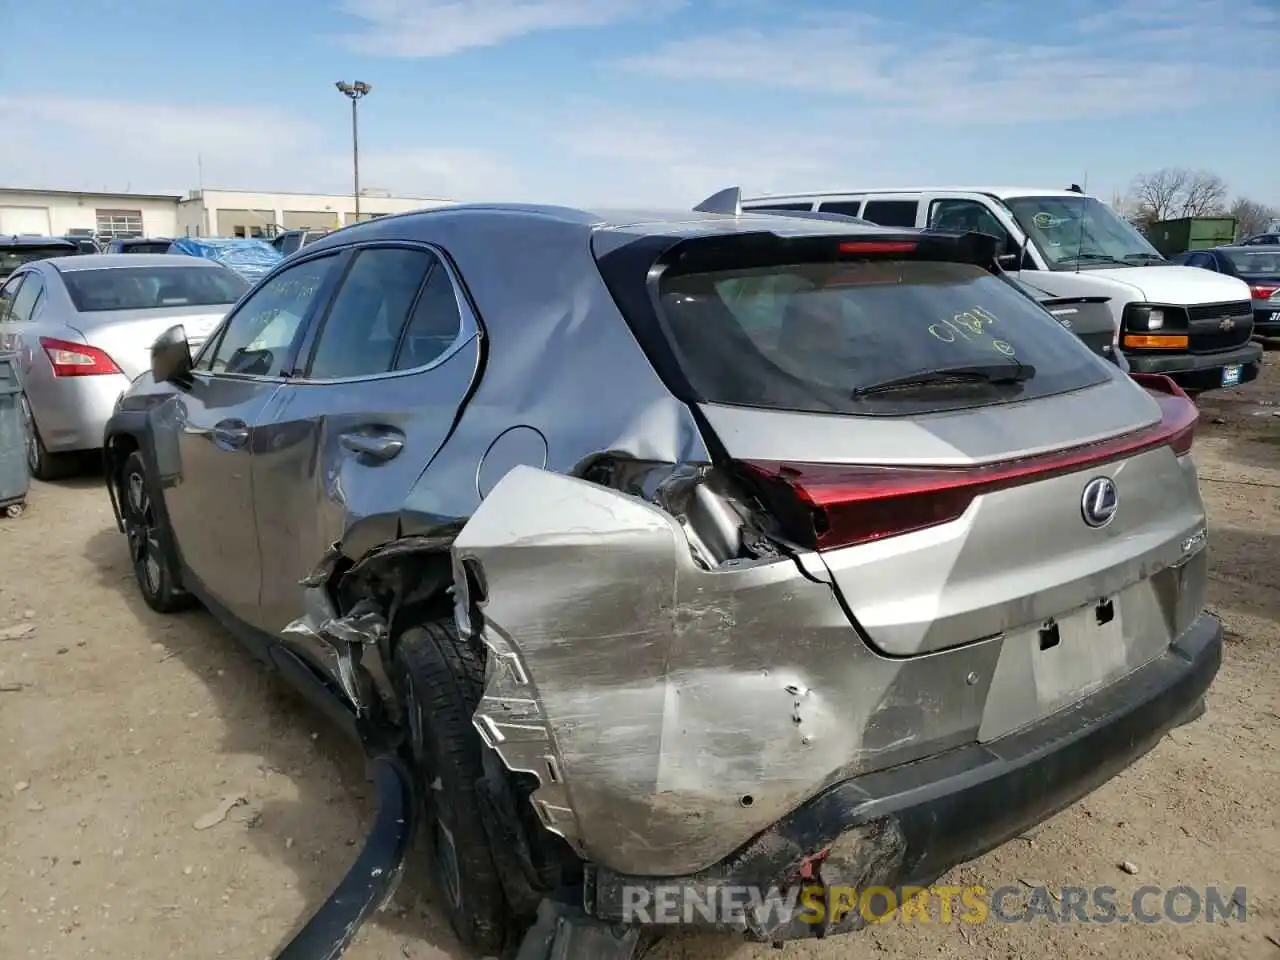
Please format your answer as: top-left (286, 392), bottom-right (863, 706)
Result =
top-left (7, 274), bottom-right (43, 323)
top-left (861, 200), bottom-right (920, 228)
top-left (306, 247), bottom-right (436, 380)
top-left (657, 258), bottom-right (1111, 416)
top-left (0, 275), bottom-right (24, 322)
top-left (818, 201), bottom-right (864, 217)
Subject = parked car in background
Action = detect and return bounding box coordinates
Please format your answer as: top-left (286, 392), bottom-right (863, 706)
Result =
top-left (102, 200), bottom-right (1219, 958)
top-left (1240, 233), bottom-right (1280, 246)
top-left (0, 254), bottom-right (249, 479)
top-left (102, 237), bottom-right (174, 255)
top-left (0, 236), bottom-right (80, 281)
top-left (1172, 245), bottom-right (1280, 337)
top-left (742, 187), bottom-right (1262, 394)
top-left (1011, 277), bottom-right (1128, 371)
top-left (62, 236), bottom-right (102, 254)
top-left (166, 236), bottom-right (282, 283)
top-left (271, 228), bottom-right (330, 257)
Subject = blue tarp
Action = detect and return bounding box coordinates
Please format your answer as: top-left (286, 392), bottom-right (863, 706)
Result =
top-left (168, 237), bottom-right (282, 283)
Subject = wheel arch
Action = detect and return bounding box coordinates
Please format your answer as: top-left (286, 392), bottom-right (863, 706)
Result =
top-left (103, 412), bottom-right (185, 588)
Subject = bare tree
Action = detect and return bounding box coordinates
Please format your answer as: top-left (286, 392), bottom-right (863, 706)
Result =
top-left (1228, 197), bottom-right (1280, 239)
top-left (1126, 168), bottom-right (1229, 228)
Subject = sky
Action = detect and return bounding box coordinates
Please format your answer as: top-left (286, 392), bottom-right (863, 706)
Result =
top-left (0, 0), bottom-right (1277, 209)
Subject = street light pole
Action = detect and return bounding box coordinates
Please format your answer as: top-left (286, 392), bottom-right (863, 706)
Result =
top-left (334, 81), bottom-right (372, 223)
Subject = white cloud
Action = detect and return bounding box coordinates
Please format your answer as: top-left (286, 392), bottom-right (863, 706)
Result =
top-left (551, 108), bottom-right (903, 206)
top-left (337, 0), bottom-right (683, 57)
top-left (0, 95), bottom-right (520, 201)
top-left (614, 1), bottom-right (1280, 125)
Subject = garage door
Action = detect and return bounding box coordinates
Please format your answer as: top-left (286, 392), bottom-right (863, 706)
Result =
top-left (283, 210), bottom-right (339, 230)
top-left (0, 206), bottom-right (52, 235)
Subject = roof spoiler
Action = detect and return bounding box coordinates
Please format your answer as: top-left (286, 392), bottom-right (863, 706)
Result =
top-left (692, 186), bottom-right (743, 216)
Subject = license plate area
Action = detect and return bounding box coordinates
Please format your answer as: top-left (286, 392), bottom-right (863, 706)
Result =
top-left (1222, 363), bottom-right (1242, 386)
top-left (978, 597), bottom-right (1134, 743)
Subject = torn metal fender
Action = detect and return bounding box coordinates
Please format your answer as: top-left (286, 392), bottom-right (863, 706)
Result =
top-left (274, 755), bottom-right (415, 960)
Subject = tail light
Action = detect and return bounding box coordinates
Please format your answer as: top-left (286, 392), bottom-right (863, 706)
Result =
top-left (1249, 284), bottom-right (1279, 301)
top-left (39, 337), bottom-right (121, 377)
top-left (734, 377), bottom-right (1197, 551)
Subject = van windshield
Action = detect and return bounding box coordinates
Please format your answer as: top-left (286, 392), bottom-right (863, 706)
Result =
top-left (656, 259), bottom-right (1112, 416)
top-left (1003, 196), bottom-right (1164, 269)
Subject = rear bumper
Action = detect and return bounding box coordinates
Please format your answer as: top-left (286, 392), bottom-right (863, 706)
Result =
top-left (1253, 306), bottom-right (1280, 334)
top-left (29, 373), bottom-right (129, 453)
top-left (587, 612), bottom-right (1222, 941)
top-left (1125, 342), bottom-right (1261, 391)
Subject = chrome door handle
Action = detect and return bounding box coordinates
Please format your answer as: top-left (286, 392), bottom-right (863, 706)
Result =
top-left (339, 431), bottom-right (404, 462)
top-left (212, 420), bottom-right (250, 450)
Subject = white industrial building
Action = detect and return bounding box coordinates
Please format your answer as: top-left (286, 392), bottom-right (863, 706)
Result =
top-left (0, 186), bottom-right (454, 240)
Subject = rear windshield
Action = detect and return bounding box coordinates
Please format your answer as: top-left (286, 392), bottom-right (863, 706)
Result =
top-left (1, 246), bottom-right (74, 276)
top-left (63, 266), bottom-right (250, 312)
top-left (656, 259), bottom-right (1112, 415)
top-left (1224, 248), bottom-right (1280, 276)
top-left (121, 241), bottom-right (173, 254)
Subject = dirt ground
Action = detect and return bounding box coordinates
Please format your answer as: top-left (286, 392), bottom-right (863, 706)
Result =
top-left (1, 365), bottom-right (1278, 960)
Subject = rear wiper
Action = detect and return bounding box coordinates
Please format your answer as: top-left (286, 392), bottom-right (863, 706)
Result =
top-left (1057, 253), bottom-right (1130, 266)
top-left (850, 362), bottom-right (1036, 398)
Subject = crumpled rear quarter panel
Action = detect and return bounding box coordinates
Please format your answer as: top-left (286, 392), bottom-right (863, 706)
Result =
top-left (454, 466), bottom-right (1011, 877)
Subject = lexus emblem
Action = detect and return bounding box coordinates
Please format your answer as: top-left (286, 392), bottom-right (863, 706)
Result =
top-left (1081, 477), bottom-right (1119, 528)
top-left (1219, 316), bottom-right (1234, 331)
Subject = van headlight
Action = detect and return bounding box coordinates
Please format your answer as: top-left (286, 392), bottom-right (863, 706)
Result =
top-left (1126, 304), bottom-right (1165, 330)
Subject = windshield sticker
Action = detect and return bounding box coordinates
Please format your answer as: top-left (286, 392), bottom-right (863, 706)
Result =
top-left (1032, 212), bottom-right (1072, 229)
top-left (927, 306), bottom-right (1015, 356)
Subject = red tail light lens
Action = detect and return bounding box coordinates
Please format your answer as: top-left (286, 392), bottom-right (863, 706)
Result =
top-left (1250, 284), bottom-right (1278, 300)
top-left (39, 337), bottom-right (122, 377)
top-left (735, 381), bottom-right (1198, 551)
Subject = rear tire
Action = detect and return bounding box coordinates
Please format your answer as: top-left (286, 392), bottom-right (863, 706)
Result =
top-left (21, 395), bottom-right (76, 482)
top-left (120, 451), bottom-right (194, 614)
top-left (391, 620), bottom-right (512, 954)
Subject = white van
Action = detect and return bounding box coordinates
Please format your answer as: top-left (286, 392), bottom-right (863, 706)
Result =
top-left (742, 187), bottom-right (1263, 393)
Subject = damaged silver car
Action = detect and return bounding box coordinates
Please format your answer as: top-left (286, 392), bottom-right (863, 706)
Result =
top-left (102, 189), bottom-right (1221, 958)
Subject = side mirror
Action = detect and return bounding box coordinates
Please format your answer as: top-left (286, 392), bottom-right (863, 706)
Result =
top-left (151, 324), bottom-right (193, 384)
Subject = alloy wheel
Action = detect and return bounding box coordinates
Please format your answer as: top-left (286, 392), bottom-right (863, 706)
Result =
top-left (125, 471), bottom-right (163, 596)
top-left (19, 397), bottom-right (39, 476)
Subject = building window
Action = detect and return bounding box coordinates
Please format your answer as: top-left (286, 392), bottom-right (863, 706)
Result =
top-left (95, 209), bottom-right (144, 239)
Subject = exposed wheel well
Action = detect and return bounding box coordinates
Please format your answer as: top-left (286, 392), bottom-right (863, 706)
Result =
top-left (327, 542), bottom-right (581, 906)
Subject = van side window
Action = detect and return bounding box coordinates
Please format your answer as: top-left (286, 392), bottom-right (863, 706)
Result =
top-left (861, 200), bottom-right (920, 228)
top-left (928, 199), bottom-right (1014, 252)
top-left (818, 201), bottom-right (864, 217)
top-left (745, 203), bottom-right (815, 212)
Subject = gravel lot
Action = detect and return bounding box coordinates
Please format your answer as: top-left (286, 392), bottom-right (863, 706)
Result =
top-left (1, 365), bottom-right (1278, 960)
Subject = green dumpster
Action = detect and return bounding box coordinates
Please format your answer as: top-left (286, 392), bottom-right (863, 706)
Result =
top-left (1146, 217), bottom-right (1238, 257)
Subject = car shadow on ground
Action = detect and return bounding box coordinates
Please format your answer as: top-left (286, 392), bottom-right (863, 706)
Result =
top-left (81, 525), bottom-right (474, 960)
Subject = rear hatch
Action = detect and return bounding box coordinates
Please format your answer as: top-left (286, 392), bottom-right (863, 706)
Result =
top-left (1, 241), bottom-right (78, 279)
top-left (597, 228), bottom-right (1204, 663)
